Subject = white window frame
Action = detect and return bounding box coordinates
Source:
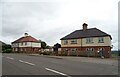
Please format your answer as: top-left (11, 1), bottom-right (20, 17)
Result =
top-left (25, 42), bottom-right (27, 45)
top-left (71, 39), bottom-right (77, 44)
top-left (64, 40), bottom-right (68, 45)
top-left (86, 38), bottom-right (93, 43)
top-left (21, 42), bottom-right (23, 46)
top-left (15, 48), bottom-right (18, 51)
top-left (86, 48), bottom-right (94, 52)
top-left (98, 37), bottom-right (104, 43)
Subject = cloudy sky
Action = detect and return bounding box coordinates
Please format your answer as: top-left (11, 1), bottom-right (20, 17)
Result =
top-left (0, 0), bottom-right (119, 50)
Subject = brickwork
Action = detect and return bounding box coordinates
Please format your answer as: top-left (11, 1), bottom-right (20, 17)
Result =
top-left (61, 46), bottom-right (111, 58)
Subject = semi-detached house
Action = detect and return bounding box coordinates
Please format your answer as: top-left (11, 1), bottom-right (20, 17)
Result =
top-left (60, 23), bottom-right (112, 58)
top-left (11, 33), bottom-right (41, 53)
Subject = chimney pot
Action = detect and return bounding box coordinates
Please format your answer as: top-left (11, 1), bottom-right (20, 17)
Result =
top-left (83, 23), bottom-right (88, 31)
top-left (24, 33), bottom-right (28, 36)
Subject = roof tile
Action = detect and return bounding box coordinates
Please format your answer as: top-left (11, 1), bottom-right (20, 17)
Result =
top-left (60, 28), bottom-right (112, 40)
top-left (12, 36), bottom-right (39, 43)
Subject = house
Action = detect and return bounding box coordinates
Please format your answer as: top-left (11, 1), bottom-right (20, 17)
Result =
top-left (60, 23), bottom-right (112, 58)
top-left (11, 33), bottom-right (41, 53)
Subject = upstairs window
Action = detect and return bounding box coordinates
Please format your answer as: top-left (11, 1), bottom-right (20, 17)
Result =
top-left (98, 37), bottom-right (104, 43)
top-left (64, 40), bottom-right (68, 45)
top-left (21, 42), bottom-right (23, 46)
top-left (86, 38), bottom-right (93, 43)
top-left (71, 39), bottom-right (77, 44)
top-left (15, 43), bottom-right (18, 46)
top-left (25, 42), bottom-right (27, 45)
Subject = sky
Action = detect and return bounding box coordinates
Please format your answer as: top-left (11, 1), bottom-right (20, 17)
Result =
top-left (0, 0), bottom-right (119, 50)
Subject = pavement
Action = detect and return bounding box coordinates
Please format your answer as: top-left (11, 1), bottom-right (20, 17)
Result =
top-left (2, 53), bottom-right (119, 76)
top-left (29, 54), bottom-right (119, 66)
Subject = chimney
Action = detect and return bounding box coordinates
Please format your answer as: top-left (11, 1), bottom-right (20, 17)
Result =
top-left (24, 33), bottom-right (28, 37)
top-left (82, 23), bottom-right (88, 31)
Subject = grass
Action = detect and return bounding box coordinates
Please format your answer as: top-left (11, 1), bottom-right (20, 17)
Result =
top-left (112, 51), bottom-right (119, 56)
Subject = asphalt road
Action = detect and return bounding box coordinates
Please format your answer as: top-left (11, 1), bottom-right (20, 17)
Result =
top-left (2, 53), bottom-right (118, 76)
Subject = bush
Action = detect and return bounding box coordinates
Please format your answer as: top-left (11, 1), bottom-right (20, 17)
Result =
top-left (2, 44), bottom-right (12, 53)
top-left (3, 49), bottom-right (12, 53)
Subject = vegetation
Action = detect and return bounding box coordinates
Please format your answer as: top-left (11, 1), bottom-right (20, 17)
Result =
top-left (2, 44), bottom-right (12, 53)
top-left (53, 43), bottom-right (61, 51)
top-left (41, 41), bottom-right (47, 49)
top-left (53, 43), bottom-right (61, 55)
top-left (112, 51), bottom-right (119, 56)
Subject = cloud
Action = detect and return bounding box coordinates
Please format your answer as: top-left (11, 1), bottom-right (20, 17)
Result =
top-left (1, 0), bottom-right (119, 50)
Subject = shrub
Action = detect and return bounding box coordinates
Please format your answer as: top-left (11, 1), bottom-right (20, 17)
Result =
top-left (3, 49), bottom-right (12, 53)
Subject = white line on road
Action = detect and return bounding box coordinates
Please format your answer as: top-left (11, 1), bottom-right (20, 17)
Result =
top-left (19, 60), bottom-right (35, 66)
top-left (45, 68), bottom-right (71, 77)
top-left (6, 57), bottom-right (14, 60)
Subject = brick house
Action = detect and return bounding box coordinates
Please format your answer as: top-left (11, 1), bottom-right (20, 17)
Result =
top-left (11, 33), bottom-right (41, 53)
top-left (60, 23), bottom-right (112, 58)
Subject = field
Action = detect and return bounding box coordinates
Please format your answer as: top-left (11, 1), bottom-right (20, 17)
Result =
top-left (111, 51), bottom-right (119, 56)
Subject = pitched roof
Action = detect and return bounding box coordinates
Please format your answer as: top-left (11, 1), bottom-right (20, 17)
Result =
top-left (12, 36), bottom-right (39, 43)
top-left (60, 28), bottom-right (112, 40)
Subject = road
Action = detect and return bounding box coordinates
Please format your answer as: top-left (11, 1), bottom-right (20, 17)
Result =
top-left (2, 53), bottom-right (118, 76)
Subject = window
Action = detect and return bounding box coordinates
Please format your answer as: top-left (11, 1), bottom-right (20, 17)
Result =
top-left (21, 42), bottom-right (23, 46)
top-left (98, 48), bottom-right (104, 51)
top-left (86, 38), bottom-right (93, 43)
top-left (64, 48), bottom-right (68, 51)
top-left (71, 48), bottom-right (78, 51)
top-left (15, 43), bottom-right (18, 46)
top-left (71, 39), bottom-right (77, 44)
top-left (12, 44), bottom-right (15, 47)
top-left (21, 48), bottom-right (23, 51)
top-left (64, 40), bottom-right (68, 45)
top-left (86, 48), bottom-right (94, 52)
top-left (15, 48), bottom-right (18, 51)
top-left (25, 42), bottom-right (27, 45)
top-left (98, 37), bottom-right (104, 43)
top-left (24, 48), bottom-right (26, 51)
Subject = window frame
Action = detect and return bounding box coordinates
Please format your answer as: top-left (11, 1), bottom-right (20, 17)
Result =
top-left (71, 39), bottom-right (77, 44)
top-left (86, 48), bottom-right (94, 52)
top-left (98, 37), bottom-right (104, 43)
top-left (21, 42), bottom-right (23, 46)
top-left (25, 42), bottom-right (27, 45)
top-left (86, 38), bottom-right (94, 43)
top-left (64, 40), bottom-right (68, 45)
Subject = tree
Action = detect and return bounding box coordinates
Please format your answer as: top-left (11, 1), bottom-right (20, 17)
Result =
top-left (53, 43), bottom-right (61, 55)
top-left (2, 44), bottom-right (12, 53)
top-left (53, 43), bottom-right (61, 51)
top-left (46, 45), bottom-right (51, 49)
top-left (41, 41), bottom-right (47, 49)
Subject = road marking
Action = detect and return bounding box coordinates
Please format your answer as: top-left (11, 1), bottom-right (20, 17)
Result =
top-left (45, 68), bottom-right (71, 77)
top-left (19, 60), bottom-right (35, 66)
top-left (6, 57), bottom-right (14, 60)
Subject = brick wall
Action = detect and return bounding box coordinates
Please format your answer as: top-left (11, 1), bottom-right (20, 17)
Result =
top-left (61, 46), bottom-right (111, 58)
top-left (12, 47), bottom-right (41, 53)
